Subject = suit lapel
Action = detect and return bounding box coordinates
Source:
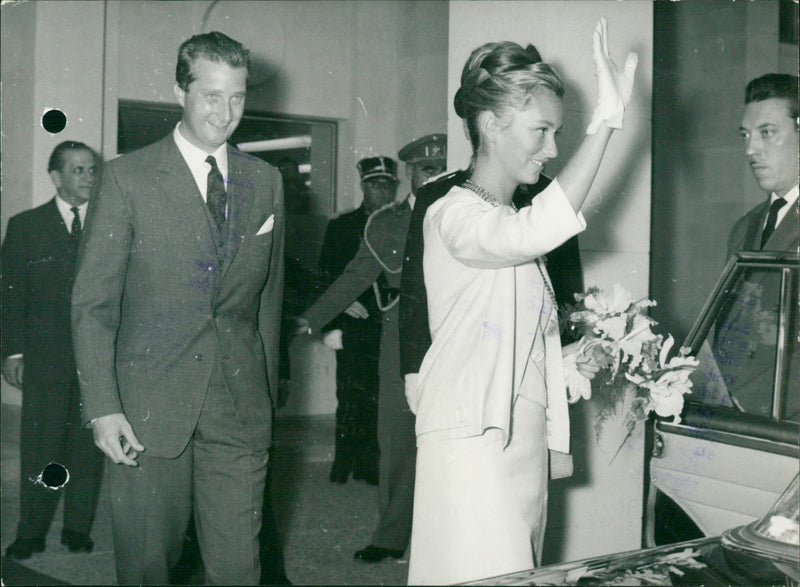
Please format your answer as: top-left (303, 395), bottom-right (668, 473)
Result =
top-left (220, 146), bottom-right (255, 277)
top-left (154, 137), bottom-right (219, 254)
top-left (743, 201), bottom-right (769, 250)
top-left (43, 198), bottom-right (72, 241)
top-left (766, 199), bottom-right (800, 251)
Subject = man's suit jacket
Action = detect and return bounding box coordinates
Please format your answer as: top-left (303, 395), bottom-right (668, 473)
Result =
top-left (727, 197), bottom-right (800, 257)
top-left (399, 170), bottom-right (583, 377)
top-left (72, 135), bottom-right (284, 459)
top-left (718, 195), bottom-right (799, 417)
top-left (2, 199), bottom-right (80, 389)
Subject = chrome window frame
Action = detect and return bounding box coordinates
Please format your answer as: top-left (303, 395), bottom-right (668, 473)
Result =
top-left (655, 251), bottom-right (800, 449)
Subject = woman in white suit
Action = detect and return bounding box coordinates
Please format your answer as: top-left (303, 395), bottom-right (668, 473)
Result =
top-left (405, 19), bottom-right (638, 585)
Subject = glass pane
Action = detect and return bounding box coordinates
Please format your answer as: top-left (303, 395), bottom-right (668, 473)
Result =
top-left (688, 266), bottom-right (785, 418)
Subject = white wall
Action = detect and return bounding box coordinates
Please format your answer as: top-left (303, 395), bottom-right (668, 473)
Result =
top-left (1, 1), bottom-right (36, 228)
top-left (447, 0), bottom-right (653, 562)
top-left (33, 2), bottom-right (106, 209)
top-left (0, 0), bottom-right (105, 219)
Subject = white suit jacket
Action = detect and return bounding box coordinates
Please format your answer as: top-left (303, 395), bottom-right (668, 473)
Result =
top-left (408, 181), bottom-right (585, 453)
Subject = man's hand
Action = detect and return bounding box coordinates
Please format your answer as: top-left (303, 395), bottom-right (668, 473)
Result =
top-left (321, 329), bottom-right (344, 350)
top-left (289, 316), bottom-right (312, 337)
top-left (1, 356), bottom-right (24, 389)
top-left (344, 300), bottom-right (369, 319)
top-left (92, 413), bottom-right (145, 466)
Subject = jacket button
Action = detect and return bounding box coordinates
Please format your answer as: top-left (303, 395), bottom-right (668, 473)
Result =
top-left (532, 351), bottom-right (545, 363)
top-left (194, 353), bottom-right (204, 362)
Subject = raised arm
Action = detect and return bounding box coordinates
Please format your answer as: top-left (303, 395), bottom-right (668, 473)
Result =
top-left (558, 17), bottom-right (638, 213)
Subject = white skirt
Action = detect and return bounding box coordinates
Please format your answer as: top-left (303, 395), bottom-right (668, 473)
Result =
top-left (407, 395), bottom-right (548, 585)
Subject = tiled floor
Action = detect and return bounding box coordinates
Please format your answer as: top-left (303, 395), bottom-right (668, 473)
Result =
top-left (1, 405), bottom-right (409, 585)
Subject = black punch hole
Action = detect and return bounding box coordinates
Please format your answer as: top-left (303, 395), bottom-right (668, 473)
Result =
top-left (41, 462), bottom-right (69, 488)
top-left (42, 109), bottom-right (67, 134)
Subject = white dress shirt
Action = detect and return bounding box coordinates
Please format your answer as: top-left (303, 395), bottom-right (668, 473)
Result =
top-left (172, 123), bottom-right (229, 202)
top-left (55, 195), bottom-right (88, 234)
top-left (767, 185), bottom-right (799, 230)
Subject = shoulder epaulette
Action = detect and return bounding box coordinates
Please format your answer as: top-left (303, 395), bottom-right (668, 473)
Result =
top-left (423, 169), bottom-right (458, 186)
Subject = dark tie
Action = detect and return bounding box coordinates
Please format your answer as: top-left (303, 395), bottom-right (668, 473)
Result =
top-left (70, 206), bottom-right (82, 242)
top-left (205, 155), bottom-right (227, 230)
top-left (761, 197), bottom-right (787, 249)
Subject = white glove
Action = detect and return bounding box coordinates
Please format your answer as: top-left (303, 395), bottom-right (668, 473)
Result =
top-left (344, 300), bottom-right (369, 319)
top-left (586, 17), bottom-right (639, 135)
top-left (321, 329), bottom-right (344, 350)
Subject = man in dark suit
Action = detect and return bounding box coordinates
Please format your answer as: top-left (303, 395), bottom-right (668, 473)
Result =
top-left (71, 32), bottom-right (284, 585)
top-left (714, 73), bottom-right (798, 417)
top-left (317, 157), bottom-right (398, 485)
top-left (399, 169), bottom-right (584, 383)
top-left (727, 73), bottom-right (798, 257)
top-left (2, 141), bottom-right (105, 560)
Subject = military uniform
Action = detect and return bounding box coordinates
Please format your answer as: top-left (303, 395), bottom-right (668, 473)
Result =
top-left (318, 205), bottom-right (382, 484)
top-left (304, 197), bottom-right (414, 552)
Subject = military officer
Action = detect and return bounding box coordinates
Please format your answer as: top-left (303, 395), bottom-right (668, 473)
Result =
top-left (295, 136), bottom-right (446, 565)
top-left (318, 157), bottom-right (399, 485)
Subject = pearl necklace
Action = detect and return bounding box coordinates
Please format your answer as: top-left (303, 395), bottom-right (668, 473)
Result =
top-left (463, 179), bottom-right (518, 212)
top-left (462, 178), bottom-right (558, 313)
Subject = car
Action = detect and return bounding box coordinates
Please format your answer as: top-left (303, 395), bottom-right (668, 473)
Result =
top-left (647, 251), bottom-right (798, 544)
top-left (461, 473), bottom-right (799, 585)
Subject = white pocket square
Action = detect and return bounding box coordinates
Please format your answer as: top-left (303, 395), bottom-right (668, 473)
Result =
top-left (256, 214), bottom-right (275, 235)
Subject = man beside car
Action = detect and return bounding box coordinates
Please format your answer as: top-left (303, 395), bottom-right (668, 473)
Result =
top-left (715, 73), bottom-right (799, 420)
top-left (727, 73), bottom-right (798, 257)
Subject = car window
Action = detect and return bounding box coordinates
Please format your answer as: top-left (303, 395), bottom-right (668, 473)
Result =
top-left (687, 261), bottom-right (799, 422)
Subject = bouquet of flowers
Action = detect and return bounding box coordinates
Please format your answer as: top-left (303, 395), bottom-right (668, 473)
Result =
top-left (563, 284), bottom-right (699, 457)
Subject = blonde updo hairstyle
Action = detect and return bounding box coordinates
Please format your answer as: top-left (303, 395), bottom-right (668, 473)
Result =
top-left (454, 42), bottom-right (564, 168)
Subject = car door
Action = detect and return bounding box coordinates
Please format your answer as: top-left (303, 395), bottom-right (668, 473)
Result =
top-left (646, 251), bottom-right (800, 547)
